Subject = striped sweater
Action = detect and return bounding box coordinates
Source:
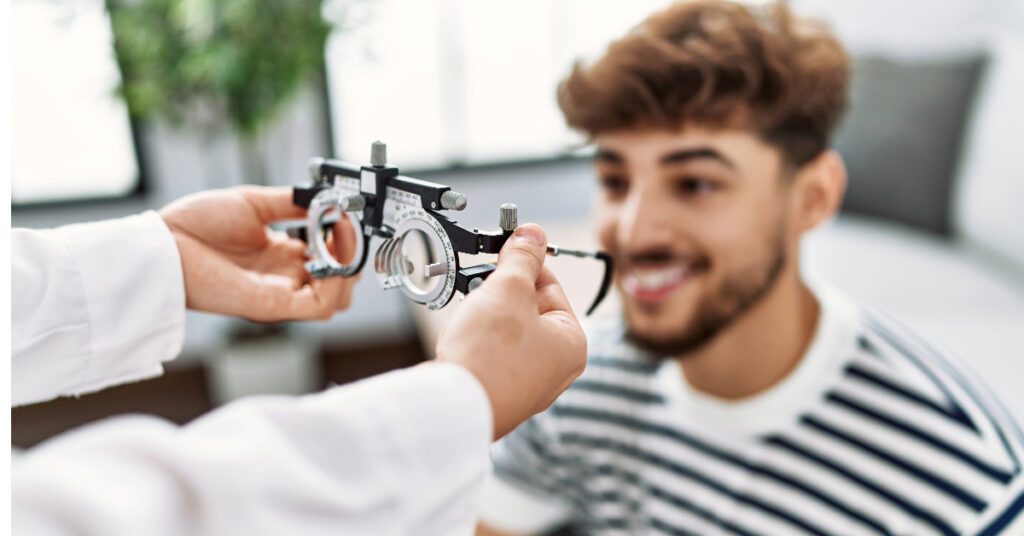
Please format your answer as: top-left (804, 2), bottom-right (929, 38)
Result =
top-left (481, 286), bottom-right (1024, 535)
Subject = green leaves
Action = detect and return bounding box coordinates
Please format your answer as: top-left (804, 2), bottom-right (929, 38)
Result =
top-left (106, 0), bottom-right (333, 138)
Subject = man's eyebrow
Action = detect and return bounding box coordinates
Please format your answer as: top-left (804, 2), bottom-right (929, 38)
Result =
top-left (594, 148), bottom-right (624, 164)
top-left (594, 147), bottom-right (735, 169)
top-left (660, 147), bottom-right (735, 169)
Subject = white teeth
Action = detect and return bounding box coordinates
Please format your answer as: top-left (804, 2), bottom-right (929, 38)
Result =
top-left (629, 267), bottom-right (686, 290)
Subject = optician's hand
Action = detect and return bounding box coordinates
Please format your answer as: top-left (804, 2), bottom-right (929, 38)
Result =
top-left (435, 224), bottom-right (587, 439)
top-left (160, 186), bottom-right (357, 322)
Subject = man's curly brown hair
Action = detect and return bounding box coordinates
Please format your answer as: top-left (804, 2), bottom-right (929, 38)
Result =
top-left (557, 1), bottom-right (850, 167)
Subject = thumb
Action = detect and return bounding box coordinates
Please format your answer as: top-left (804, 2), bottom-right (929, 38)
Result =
top-left (493, 223), bottom-right (548, 288)
top-left (238, 186), bottom-right (307, 223)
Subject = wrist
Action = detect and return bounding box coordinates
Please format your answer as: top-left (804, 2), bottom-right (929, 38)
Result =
top-left (429, 357), bottom-right (516, 440)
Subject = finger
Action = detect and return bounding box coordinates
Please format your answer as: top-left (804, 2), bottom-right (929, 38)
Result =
top-left (308, 276), bottom-right (356, 315)
top-left (237, 271), bottom-right (306, 321)
top-left (337, 214), bottom-right (358, 265)
top-left (238, 232), bottom-right (307, 276)
top-left (534, 266), bottom-right (575, 316)
top-left (267, 228), bottom-right (308, 252)
top-left (299, 229), bottom-right (358, 308)
top-left (237, 186), bottom-right (307, 223)
top-left (327, 214), bottom-right (358, 265)
top-left (336, 278), bottom-right (357, 310)
top-left (272, 264), bottom-right (312, 285)
top-left (278, 278), bottom-right (341, 320)
top-left (492, 223), bottom-right (548, 291)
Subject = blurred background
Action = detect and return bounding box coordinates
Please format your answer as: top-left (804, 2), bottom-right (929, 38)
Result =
top-left (10, 0), bottom-right (1024, 448)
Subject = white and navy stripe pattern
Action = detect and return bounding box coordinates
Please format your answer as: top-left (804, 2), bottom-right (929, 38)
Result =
top-left (491, 308), bottom-right (1024, 535)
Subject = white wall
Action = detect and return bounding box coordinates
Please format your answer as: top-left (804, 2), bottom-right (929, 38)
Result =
top-left (792, 0), bottom-right (1024, 58)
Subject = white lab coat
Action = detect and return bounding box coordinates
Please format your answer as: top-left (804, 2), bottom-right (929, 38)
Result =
top-left (11, 212), bottom-right (492, 535)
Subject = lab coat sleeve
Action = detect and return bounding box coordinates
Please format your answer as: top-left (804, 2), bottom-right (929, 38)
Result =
top-left (13, 362), bottom-right (493, 536)
top-left (11, 211), bottom-right (187, 406)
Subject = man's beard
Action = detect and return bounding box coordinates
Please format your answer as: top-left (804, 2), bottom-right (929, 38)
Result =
top-left (624, 224), bottom-right (787, 360)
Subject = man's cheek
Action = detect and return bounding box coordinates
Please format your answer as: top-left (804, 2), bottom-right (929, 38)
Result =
top-left (595, 217), bottom-right (619, 256)
top-left (699, 219), bottom-right (755, 267)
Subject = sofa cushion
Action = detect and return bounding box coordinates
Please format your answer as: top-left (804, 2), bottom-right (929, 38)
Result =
top-left (832, 54), bottom-right (985, 235)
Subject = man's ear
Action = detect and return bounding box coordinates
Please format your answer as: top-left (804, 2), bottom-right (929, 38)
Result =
top-left (793, 150), bottom-right (847, 233)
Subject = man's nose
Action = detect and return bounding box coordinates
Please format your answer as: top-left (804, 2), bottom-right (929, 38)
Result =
top-left (618, 185), bottom-right (674, 250)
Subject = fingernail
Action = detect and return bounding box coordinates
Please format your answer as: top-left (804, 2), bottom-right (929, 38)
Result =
top-left (513, 225), bottom-right (544, 247)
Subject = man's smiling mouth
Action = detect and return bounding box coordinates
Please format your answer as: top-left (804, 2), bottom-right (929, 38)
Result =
top-left (622, 265), bottom-right (692, 303)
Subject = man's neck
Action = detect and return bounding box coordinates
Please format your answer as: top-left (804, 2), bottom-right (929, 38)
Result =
top-left (676, 270), bottom-right (820, 400)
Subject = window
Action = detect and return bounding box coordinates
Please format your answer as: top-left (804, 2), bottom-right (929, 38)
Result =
top-left (12, 0), bottom-right (141, 204)
top-left (324, 0), bottom-right (678, 169)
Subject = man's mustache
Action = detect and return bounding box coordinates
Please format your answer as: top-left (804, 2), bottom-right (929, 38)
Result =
top-left (618, 249), bottom-right (711, 269)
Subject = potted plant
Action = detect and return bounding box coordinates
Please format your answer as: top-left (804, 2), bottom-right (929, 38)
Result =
top-left (106, 0), bottom-right (354, 400)
top-left (106, 0), bottom-right (334, 186)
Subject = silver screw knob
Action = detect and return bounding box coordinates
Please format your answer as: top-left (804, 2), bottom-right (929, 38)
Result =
top-left (440, 190), bottom-right (468, 211)
top-left (308, 156), bottom-right (326, 183)
top-left (340, 194), bottom-right (366, 212)
top-left (467, 277), bottom-right (484, 292)
top-left (370, 141), bottom-right (387, 167)
top-left (499, 203), bottom-right (518, 232)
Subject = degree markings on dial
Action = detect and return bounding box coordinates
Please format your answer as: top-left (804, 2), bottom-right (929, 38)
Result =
top-left (383, 207), bottom-right (456, 309)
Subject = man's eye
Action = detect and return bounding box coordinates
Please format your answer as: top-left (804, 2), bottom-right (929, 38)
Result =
top-left (675, 177), bottom-right (717, 195)
top-left (600, 176), bottom-right (629, 196)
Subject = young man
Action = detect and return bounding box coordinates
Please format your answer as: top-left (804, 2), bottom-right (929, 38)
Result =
top-left (477, 1), bottom-right (1024, 535)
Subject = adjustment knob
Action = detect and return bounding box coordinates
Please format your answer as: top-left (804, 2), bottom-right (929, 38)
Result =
top-left (308, 156), bottom-right (326, 183)
top-left (340, 194), bottom-right (366, 212)
top-left (499, 203), bottom-right (518, 232)
top-left (370, 141), bottom-right (387, 167)
top-left (441, 190), bottom-right (468, 211)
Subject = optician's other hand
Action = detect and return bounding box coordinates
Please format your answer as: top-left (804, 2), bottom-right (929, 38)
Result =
top-left (435, 224), bottom-right (587, 440)
top-left (160, 186), bottom-right (357, 322)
